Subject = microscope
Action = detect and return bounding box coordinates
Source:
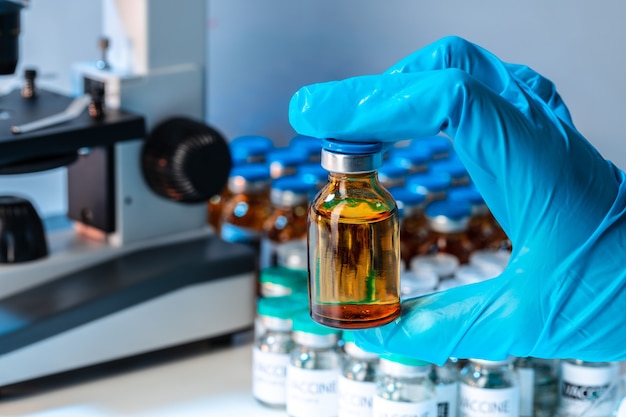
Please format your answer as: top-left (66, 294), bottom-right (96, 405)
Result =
top-left (0, 0), bottom-right (256, 388)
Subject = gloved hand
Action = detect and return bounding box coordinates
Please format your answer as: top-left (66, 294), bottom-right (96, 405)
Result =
top-left (288, 36), bottom-right (626, 364)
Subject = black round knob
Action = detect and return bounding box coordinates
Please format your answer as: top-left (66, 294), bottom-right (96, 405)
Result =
top-left (0, 196), bottom-right (48, 263)
top-left (142, 117), bottom-right (232, 203)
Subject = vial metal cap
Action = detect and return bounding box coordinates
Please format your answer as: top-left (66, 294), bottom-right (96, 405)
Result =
top-left (321, 139), bottom-right (384, 174)
top-left (469, 356), bottom-right (515, 366)
top-left (379, 353), bottom-right (432, 377)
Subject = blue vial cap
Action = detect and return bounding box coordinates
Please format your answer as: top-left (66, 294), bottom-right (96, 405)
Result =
top-left (297, 163), bottom-right (328, 185)
top-left (388, 147), bottom-right (432, 168)
top-left (379, 352), bottom-right (431, 367)
top-left (429, 158), bottom-right (469, 179)
top-left (406, 171), bottom-right (452, 195)
top-left (229, 163), bottom-right (271, 181)
top-left (388, 187), bottom-right (427, 207)
top-left (424, 199), bottom-right (472, 220)
top-left (379, 161), bottom-right (410, 180)
top-left (271, 175), bottom-right (318, 194)
top-left (411, 136), bottom-right (452, 155)
top-left (257, 295), bottom-right (309, 320)
top-left (322, 138), bottom-right (383, 155)
top-left (447, 184), bottom-right (484, 205)
top-left (290, 135), bottom-right (321, 155)
top-left (292, 311), bottom-right (342, 336)
top-left (230, 135), bottom-right (274, 164)
top-left (266, 147), bottom-right (310, 166)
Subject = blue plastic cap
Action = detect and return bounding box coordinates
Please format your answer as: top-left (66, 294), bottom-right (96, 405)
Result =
top-left (229, 163), bottom-right (271, 181)
top-left (425, 199), bottom-right (472, 220)
top-left (266, 147), bottom-right (310, 165)
top-left (388, 186), bottom-right (427, 206)
top-left (447, 184), bottom-right (484, 205)
top-left (430, 158), bottom-right (469, 179)
top-left (379, 161), bottom-right (410, 179)
top-left (388, 147), bottom-right (433, 167)
top-left (257, 295), bottom-right (309, 320)
top-left (290, 135), bottom-right (321, 154)
top-left (297, 163), bottom-right (328, 184)
top-left (230, 135), bottom-right (274, 164)
top-left (406, 172), bottom-right (452, 194)
top-left (380, 352), bottom-right (431, 367)
top-left (271, 175), bottom-right (318, 194)
top-left (322, 138), bottom-right (383, 155)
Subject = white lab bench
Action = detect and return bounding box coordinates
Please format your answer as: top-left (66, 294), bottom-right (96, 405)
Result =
top-left (0, 334), bottom-right (283, 417)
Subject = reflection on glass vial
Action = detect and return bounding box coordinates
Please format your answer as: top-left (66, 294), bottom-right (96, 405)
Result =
top-left (286, 311), bottom-right (342, 417)
top-left (558, 360), bottom-right (619, 417)
top-left (514, 357), bottom-right (558, 417)
top-left (338, 331), bottom-right (379, 417)
top-left (459, 357), bottom-right (520, 417)
top-left (431, 358), bottom-right (460, 417)
top-left (252, 296), bottom-right (306, 409)
top-left (308, 139), bottom-right (400, 329)
top-left (373, 353), bottom-right (437, 417)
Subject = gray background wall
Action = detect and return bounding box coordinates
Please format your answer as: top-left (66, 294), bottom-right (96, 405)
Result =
top-left (1, 0), bottom-right (625, 215)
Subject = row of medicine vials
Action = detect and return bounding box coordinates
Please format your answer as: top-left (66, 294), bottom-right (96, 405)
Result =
top-left (253, 295), bottom-right (625, 417)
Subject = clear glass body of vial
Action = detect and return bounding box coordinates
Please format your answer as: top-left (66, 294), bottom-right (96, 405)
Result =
top-left (417, 199), bottom-right (475, 265)
top-left (286, 311), bottom-right (342, 417)
top-left (308, 139), bottom-right (401, 329)
top-left (338, 331), bottom-right (379, 417)
top-left (459, 357), bottom-right (520, 417)
top-left (514, 357), bottom-right (558, 417)
top-left (558, 359), bottom-right (620, 417)
top-left (261, 175), bottom-right (314, 269)
top-left (388, 186), bottom-right (429, 270)
top-left (253, 296), bottom-right (304, 409)
top-left (373, 353), bottom-right (437, 417)
top-left (220, 163), bottom-right (272, 252)
top-left (431, 358), bottom-right (460, 417)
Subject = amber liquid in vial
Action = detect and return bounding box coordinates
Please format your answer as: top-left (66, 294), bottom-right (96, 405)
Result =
top-left (308, 189), bottom-right (401, 329)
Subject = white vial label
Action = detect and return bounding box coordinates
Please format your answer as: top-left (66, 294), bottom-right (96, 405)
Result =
top-left (559, 361), bottom-right (619, 417)
top-left (459, 384), bottom-right (520, 417)
top-left (372, 396), bottom-right (437, 417)
top-left (286, 365), bottom-right (339, 417)
top-left (338, 376), bottom-right (376, 417)
top-left (252, 347), bottom-right (290, 405)
top-left (436, 382), bottom-right (459, 417)
top-left (517, 368), bottom-right (534, 417)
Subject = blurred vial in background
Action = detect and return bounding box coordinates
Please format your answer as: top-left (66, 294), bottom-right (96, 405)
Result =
top-left (378, 161), bottom-right (410, 189)
top-left (338, 331), bottom-right (379, 417)
top-left (261, 175), bottom-right (315, 269)
top-left (297, 162), bottom-right (328, 191)
top-left (514, 357), bottom-right (559, 417)
top-left (290, 134), bottom-right (322, 162)
top-left (400, 263), bottom-right (439, 300)
top-left (469, 249), bottom-right (511, 275)
top-left (259, 265), bottom-right (308, 298)
top-left (252, 296), bottom-right (307, 409)
top-left (431, 358), bottom-right (460, 417)
top-left (388, 186), bottom-right (429, 269)
top-left (387, 146), bottom-right (432, 174)
top-left (266, 147), bottom-right (310, 179)
top-left (459, 357), bottom-right (520, 417)
top-left (418, 199), bottom-right (475, 264)
top-left (276, 239), bottom-right (309, 272)
top-left (448, 184), bottom-right (510, 251)
top-left (430, 156), bottom-right (471, 187)
top-left (286, 311), bottom-right (342, 417)
top-left (209, 135), bottom-right (274, 232)
top-left (220, 163), bottom-right (272, 257)
top-left (373, 353), bottom-right (437, 417)
top-left (558, 360), bottom-right (620, 417)
top-left (410, 136), bottom-right (452, 160)
top-left (406, 171), bottom-right (452, 203)
top-left (411, 252), bottom-right (460, 282)
top-left (454, 263), bottom-right (502, 286)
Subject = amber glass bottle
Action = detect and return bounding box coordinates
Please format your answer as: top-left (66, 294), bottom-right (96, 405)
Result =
top-left (308, 139), bottom-right (400, 329)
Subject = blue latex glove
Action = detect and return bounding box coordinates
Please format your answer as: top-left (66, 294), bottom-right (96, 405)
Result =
top-left (289, 36), bottom-right (626, 364)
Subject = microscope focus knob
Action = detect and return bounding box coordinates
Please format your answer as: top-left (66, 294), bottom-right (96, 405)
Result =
top-left (0, 196), bottom-right (48, 263)
top-left (142, 117), bottom-right (232, 203)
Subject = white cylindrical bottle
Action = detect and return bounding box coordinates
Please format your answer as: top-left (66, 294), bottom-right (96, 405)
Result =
top-left (431, 358), bottom-right (460, 417)
top-left (459, 357), bottom-right (520, 417)
top-left (373, 353), bottom-right (437, 417)
top-left (558, 359), bottom-right (619, 417)
top-left (338, 331), bottom-right (379, 417)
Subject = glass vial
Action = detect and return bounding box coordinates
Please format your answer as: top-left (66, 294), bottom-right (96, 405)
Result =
top-left (252, 296), bottom-right (305, 409)
top-left (308, 139), bottom-right (400, 329)
top-left (286, 311), bottom-right (342, 417)
top-left (259, 266), bottom-right (308, 298)
top-left (261, 175), bottom-right (315, 269)
top-left (558, 359), bottom-right (620, 417)
top-left (514, 357), bottom-right (558, 417)
top-left (459, 357), bottom-right (520, 417)
top-left (388, 186), bottom-right (428, 270)
top-left (373, 353), bottom-right (437, 417)
top-left (431, 359), bottom-right (460, 417)
top-left (338, 331), bottom-right (380, 417)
